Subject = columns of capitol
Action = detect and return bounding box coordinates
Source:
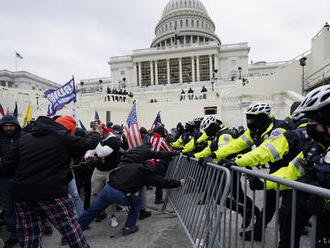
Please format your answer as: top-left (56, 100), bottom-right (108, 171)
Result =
top-left (166, 59), bottom-right (170, 84)
top-left (191, 57), bottom-right (195, 82)
top-left (138, 62), bottom-right (142, 86)
top-left (209, 55), bottom-right (213, 79)
top-left (155, 60), bottom-right (159, 85)
top-left (150, 61), bottom-right (154, 85)
top-left (179, 57), bottom-right (183, 83)
top-left (196, 56), bottom-right (200, 81)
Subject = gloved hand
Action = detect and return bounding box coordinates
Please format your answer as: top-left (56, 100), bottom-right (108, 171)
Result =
top-left (218, 159), bottom-right (236, 169)
top-left (209, 141), bottom-right (218, 152)
top-left (249, 176), bottom-right (264, 191)
top-left (198, 158), bottom-right (209, 169)
top-left (185, 153), bottom-right (194, 161)
top-left (306, 194), bottom-right (325, 215)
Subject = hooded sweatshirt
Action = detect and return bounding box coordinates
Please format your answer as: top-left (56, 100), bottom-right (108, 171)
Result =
top-left (0, 115), bottom-right (21, 177)
top-left (2, 116), bottom-right (100, 201)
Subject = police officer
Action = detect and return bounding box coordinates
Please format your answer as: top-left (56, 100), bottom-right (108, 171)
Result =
top-left (210, 103), bottom-right (287, 239)
top-left (171, 120), bottom-right (195, 149)
top-left (259, 85), bottom-right (330, 248)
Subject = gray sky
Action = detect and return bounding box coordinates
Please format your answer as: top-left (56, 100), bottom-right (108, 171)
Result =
top-left (0, 0), bottom-right (329, 84)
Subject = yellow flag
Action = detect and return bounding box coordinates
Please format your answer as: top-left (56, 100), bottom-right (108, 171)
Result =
top-left (22, 104), bottom-right (32, 128)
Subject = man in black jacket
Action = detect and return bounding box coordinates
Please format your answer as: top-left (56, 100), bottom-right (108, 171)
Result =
top-left (78, 143), bottom-right (184, 236)
top-left (2, 116), bottom-right (100, 248)
top-left (0, 115), bottom-right (21, 248)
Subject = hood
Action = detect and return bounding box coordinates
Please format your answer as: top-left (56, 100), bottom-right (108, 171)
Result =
top-left (31, 116), bottom-right (66, 136)
top-left (0, 115), bottom-right (21, 131)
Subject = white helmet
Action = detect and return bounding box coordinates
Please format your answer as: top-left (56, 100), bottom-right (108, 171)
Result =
top-left (294, 85), bottom-right (330, 114)
top-left (185, 120), bottom-right (194, 126)
top-left (200, 116), bottom-right (217, 131)
top-left (244, 103), bottom-right (271, 116)
top-left (193, 116), bottom-right (203, 123)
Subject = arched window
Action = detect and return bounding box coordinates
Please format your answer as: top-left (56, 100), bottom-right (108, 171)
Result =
top-left (191, 19), bottom-right (194, 27)
top-left (197, 20), bottom-right (199, 28)
top-left (165, 24), bottom-right (168, 31)
top-left (170, 22), bottom-right (173, 29)
top-left (186, 19), bottom-right (189, 27)
top-left (180, 20), bottom-right (183, 28)
top-left (201, 21), bottom-right (204, 28)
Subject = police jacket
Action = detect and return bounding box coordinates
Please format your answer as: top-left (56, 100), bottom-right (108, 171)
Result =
top-left (171, 130), bottom-right (194, 149)
top-left (182, 131), bottom-right (208, 154)
top-left (235, 125), bottom-right (310, 173)
top-left (2, 116), bottom-right (100, 201)
top-left (194, 126), bottom-right (234, 159)
top-left (266, 142), bottom-right (330, 194)
top-left (213, 117), bottom-right (285, 167)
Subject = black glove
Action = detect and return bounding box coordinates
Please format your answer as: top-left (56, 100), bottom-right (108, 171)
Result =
top-left (185, 153), bottom-right (194, 161)
top-left (306, 194), bottom-right (325, 215)
top-left (209, 141), bottom-right (218, 152)
top-left (198, 158), bottom-right (209, 169)
top-left (249, 176), bottom-right (264, 191)
top-left (218, 159), bottom-right (236, 169)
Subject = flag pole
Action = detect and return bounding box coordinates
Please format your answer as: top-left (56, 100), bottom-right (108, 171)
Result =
top-left (15, 52), bottom-right (17, 71)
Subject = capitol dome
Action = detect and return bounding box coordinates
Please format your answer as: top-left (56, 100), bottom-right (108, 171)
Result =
top-left (151, 0), bottom-right (221, 48)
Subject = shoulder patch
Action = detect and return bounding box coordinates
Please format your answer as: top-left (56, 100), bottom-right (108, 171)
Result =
top-left (271, 129), bottom-right (284, 137)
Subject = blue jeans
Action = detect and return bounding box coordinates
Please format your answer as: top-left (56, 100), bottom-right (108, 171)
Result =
top-left (68, 178), bottom-right (84, 216)
top-left (78, 184), bottom-right (141, 229)
top-left (0, 177), bottom-right (17, 240)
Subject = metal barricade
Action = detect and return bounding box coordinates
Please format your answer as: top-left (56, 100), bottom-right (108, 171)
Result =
top-left (163, 154), bottom-right (232, 248)
top-left (225, 166), bottom-right (330, 248)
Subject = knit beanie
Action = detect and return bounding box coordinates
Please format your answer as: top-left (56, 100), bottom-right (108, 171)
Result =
top-left (56, 116), bottom-right (76, 134)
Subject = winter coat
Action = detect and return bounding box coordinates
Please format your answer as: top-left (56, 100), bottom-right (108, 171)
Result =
top-left (108, 143), bottom-right (179, 194)
top-left (2, 116), bottom-right (100, 201)
top-left (0, 115), bottom-right (21, 177)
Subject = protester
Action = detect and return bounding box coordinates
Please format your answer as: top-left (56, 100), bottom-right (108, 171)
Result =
top-left (0, 115), bottom-right (21, 248)
top-left (2, 116), bottom-right (100, 248)
top-left (86, 123), bottom-right (121, 227)
top-left (78, 143), bottom-right (183, 236)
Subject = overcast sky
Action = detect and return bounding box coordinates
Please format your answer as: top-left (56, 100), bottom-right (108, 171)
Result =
top-left (0, 0), bottom-right (329, 84)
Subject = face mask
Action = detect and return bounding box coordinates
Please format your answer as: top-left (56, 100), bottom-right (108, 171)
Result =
top-left (306, 123), bottom-right (330, 147)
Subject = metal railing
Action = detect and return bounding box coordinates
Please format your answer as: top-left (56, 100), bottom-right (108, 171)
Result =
top-left (226, 166), bottom-right (330, 248)
top-left (163, 155), bottom-right (232, 248)
top-left (164, 156), bottom-right (330, 248)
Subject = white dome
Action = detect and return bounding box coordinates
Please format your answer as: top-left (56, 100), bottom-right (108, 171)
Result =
top-left (151, 0), bottom-right (220, 47)
top-left (162, 0), bottom-right (208, 18)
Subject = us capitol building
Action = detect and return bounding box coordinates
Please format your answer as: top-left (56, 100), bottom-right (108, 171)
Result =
top-left (1, 0), bottom-right (329, 129)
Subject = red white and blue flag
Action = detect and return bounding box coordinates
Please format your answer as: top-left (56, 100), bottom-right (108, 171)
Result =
top-left (174, 24), bottom-right (180, 35)
top-left (150, 111), bottom-right (162, 132)
top-left (124, 104), bottom-right (143, 148)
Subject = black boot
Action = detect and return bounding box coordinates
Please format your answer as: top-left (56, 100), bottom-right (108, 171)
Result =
top-left (139, 209), bottom-right (152, 220)
top-left (239, 228), bottom-right (262, 241)
top-left (4, 238), bottom-right (19, 248)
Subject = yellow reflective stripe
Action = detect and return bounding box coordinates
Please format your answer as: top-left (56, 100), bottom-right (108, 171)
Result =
top-left (242, 134), bottom-right (253, 146)
top-left (291, 157), bottom-right (305, 176)
top-left (264, 143), bottom-right (281, 161)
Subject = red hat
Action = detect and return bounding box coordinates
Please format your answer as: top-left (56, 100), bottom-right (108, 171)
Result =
top-left (56, 116), bottom-right (76, 134)
top-left (101, 123), bottom-right (111, 133)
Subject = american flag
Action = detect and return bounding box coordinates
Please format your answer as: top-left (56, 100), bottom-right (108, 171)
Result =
top-left (150, 111), bottom-right (162, 132)
top-left (124, 104), bottom-right (143, 148)
top-left (15, 52), bottom-right (23, 59)
top-left (174, 24), bottom-right (180, 35)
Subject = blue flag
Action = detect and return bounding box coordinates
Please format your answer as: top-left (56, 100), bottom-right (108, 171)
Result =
top-left (150, 111), bottom-right (162, 132)
top-left (79, 120), bottom-right (87, 131)
top-left (95, 110), bottom-right (100, 121)
top-left (44, 77), bottom-right (76, 116)
top-left (13, 102), bottom-right (18, 119)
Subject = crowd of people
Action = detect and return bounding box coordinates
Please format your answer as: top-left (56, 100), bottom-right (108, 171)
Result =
top-left (0, 84), bottom-right (329, 248)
